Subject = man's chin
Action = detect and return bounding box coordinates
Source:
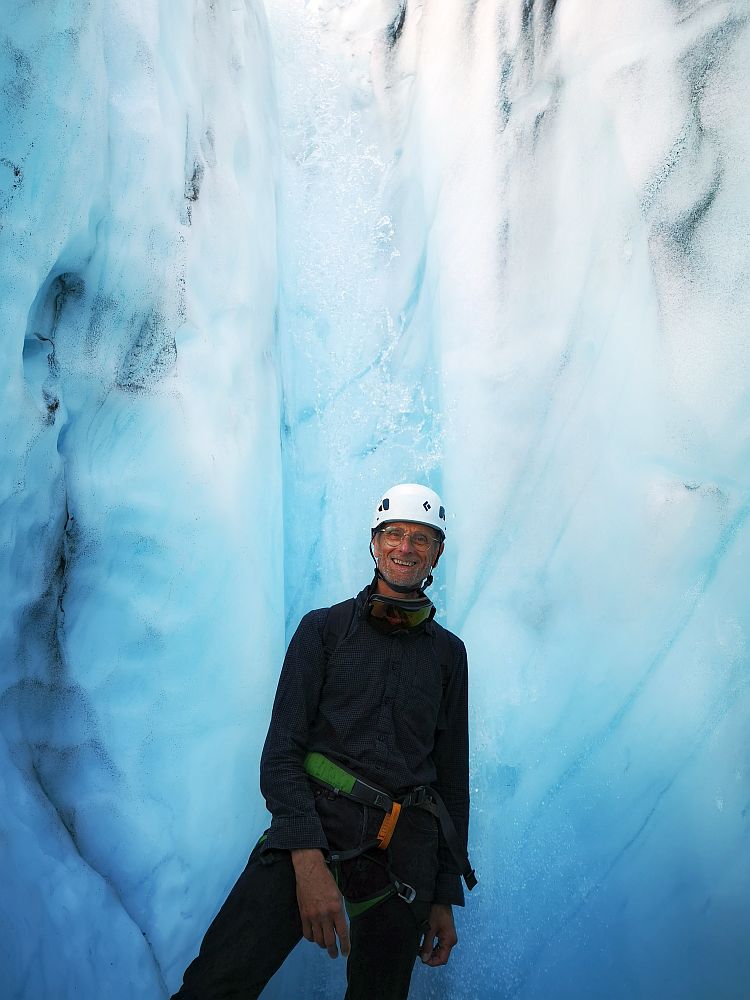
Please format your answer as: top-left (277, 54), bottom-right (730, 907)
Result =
top-left (382, 570), bottom-right (422, 592)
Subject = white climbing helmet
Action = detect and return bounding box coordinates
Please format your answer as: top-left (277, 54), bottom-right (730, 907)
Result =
top-left (371, 483), bottom-right (446, 539)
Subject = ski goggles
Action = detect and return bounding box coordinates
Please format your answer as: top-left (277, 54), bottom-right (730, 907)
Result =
top-left (367, 594), bottom-right (435, 629)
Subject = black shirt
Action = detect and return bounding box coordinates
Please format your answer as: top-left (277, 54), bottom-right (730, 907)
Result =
top-left (260, 585), bottom-right (470, 906)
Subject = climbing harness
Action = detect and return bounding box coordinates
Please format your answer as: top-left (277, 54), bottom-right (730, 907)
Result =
top-left (304, 751), bottom-right (477, 893)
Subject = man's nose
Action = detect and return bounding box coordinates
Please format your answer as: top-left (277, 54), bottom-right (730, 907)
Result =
top-left (398, 534), bottom-right (416, 552)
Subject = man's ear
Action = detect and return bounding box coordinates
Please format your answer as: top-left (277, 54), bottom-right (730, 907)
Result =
top-left (432, 541), bottom-right (445, 569)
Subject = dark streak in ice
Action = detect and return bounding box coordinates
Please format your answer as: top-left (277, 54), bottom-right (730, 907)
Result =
top-left (1, 37), bottom-right (35, 112)
top-left (521, 0), bottom-right (534, 36)
top-left (84, 290), bottom-right (115, 353)
top-left (679, 16), bottom-right (738, 111)
top-left (523, 0), bottom-right (558, 32)
top-left (465, 0), bottom-right (481, 31)
top-left (116, 311), bottom-right (177, 391)
top-left (386, 1), bottom-right (407, 48)
top-left (183, 158), bottom-right (204, 224)
top-left (0, 157), bottom-right (23, 212)
top-left (670, 170), bottom-right (722, 248)
top-left (185, 161), bottom-right (204, 203)
top-left (14, 537), bottom-right (65, 681)
top-left (497, 54), bottom-right (513, 132)
top-left (202, 124), bottom-right (217, 167)
top-left (4, 495), bottom-right (170, 993)
top-left (27, 272), bottom-right (85, 356)
top-left (642, 12), bottom-right (741, 251)
top-left (521, 0), bottom-right (558, 52)
top-left (23, 272), bottom-right (85, 423)
top-left (532, 108), bottom-right (546, 141)
top-left (183, 117), bottom-right (208, 225)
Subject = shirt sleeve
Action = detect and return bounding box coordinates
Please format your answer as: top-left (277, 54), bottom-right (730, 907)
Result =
top-left (430, 633), bottom-right (470, 906)
top-left (259, 610), bottom-right (329, 852)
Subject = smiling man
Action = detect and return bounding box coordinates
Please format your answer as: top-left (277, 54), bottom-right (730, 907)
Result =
top-left (172, 484), bottom-right (475, 1000)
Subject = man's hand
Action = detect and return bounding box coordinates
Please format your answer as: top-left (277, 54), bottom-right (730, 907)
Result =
top-left (419, 903), bottom-right (458, 967)
top-left (291, 849), bottom-right (350, 959)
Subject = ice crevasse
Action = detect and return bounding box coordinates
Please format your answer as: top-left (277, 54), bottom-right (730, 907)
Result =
top-left (0, 2), bottom-right (748, 999)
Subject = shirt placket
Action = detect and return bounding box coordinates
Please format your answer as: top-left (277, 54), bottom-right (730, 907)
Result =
top-left (374, 634), bottom-right (401, 766)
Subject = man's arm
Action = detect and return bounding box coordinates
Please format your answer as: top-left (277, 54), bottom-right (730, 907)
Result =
top-left (291, 849), bottom-right (350, 959)
top-left (260, 612), bottom-right (351, 959)
top-left (430, 633), bottom-right (470, 908)
top-left (260, 611), bottom-right (329, 851)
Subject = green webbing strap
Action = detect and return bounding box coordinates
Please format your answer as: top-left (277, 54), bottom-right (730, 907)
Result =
top-left (345, 889), bottom-right (396, 918)
top-left (304, 752), bottom-right (394, 812)
top-left (330, 861), bottom-right (399, 918)
top-left (304, 752), bottom-right (357, 795)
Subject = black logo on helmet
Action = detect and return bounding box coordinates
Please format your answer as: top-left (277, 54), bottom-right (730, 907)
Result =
top-left (423, 501), bottom-right (431, 511)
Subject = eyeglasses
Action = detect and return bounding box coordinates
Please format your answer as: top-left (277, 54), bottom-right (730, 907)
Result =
top-left (368, 594), bottom-right (435, 629)
top-left (377, 526), bottom-right (440, 552)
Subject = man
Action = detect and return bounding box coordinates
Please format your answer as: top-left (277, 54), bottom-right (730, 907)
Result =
top-left (172, 483), bottom-right (475, 1000)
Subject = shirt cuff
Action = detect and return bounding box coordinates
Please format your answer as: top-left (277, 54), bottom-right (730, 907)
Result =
top-left (264, 814), bottom-right (329, 852)
top-left (433, 872), bottom-right (465, 907)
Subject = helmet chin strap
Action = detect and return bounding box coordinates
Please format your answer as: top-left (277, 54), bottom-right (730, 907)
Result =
top-left (369, 542), bottom-right (434, 593)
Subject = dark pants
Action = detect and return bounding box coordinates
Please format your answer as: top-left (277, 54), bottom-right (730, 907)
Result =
top-left (172, 799), bottom-right (439, 1000)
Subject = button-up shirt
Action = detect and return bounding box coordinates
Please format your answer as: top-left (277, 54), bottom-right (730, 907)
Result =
top-left (260, 585), bottom-right (470, 905)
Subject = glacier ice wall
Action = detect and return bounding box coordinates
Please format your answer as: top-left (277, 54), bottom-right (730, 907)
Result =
top-left (1, 1), bottom-right (749, 998)
top-left (266, 3), bottom-right (750, 998)
top-left (1, 2), bottom-right (280, 995)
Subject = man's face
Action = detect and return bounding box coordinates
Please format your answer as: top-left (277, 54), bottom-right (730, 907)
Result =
top-left (372, 521), bottom-right (444, 593)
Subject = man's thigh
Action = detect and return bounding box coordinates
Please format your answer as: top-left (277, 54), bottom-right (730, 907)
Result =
top-left (345, 896), bottom-right (430, 1000)
top-left (173, 846), bottom-right (302, 1000)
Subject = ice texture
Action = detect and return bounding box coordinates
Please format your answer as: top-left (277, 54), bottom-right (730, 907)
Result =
top-left (1, 2), bottom-right (280, 995)
top-left (1, 1), bottom-right (749, 998)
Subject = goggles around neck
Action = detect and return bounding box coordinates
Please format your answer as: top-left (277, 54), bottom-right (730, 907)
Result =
top-left (367, 593), bottom-right (435, 630)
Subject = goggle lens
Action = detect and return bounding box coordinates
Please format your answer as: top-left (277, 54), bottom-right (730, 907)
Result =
top-left (368, 595), bottom-right (435, 629)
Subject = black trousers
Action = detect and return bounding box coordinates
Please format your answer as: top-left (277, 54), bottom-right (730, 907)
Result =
top-left (171, 800), bottom-right (439, 1000)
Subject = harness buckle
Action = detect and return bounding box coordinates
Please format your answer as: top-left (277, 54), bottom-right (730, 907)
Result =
top-left (395, 880), bottom-right (417, 904)
top-left (408, 786), bottom-right (430, 807)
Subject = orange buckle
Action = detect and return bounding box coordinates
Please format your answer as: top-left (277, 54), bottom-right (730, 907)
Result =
top-left (376, 801), bottom-right (401, 850)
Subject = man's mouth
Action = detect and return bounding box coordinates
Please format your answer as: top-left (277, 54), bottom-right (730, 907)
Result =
top-left (391, 557), bottom-right (417, 568)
